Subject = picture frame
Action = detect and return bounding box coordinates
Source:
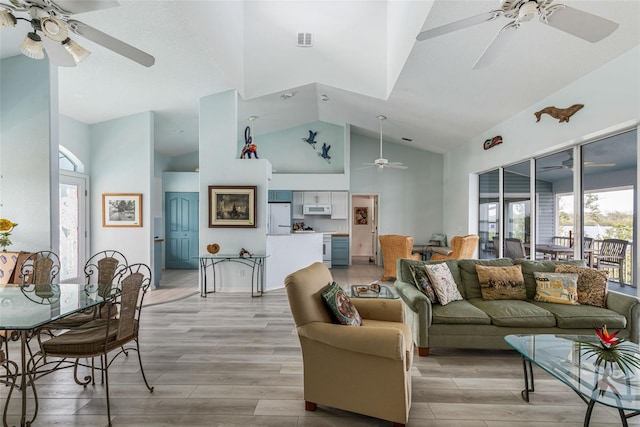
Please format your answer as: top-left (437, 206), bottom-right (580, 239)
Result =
top-left (354, 206), bottom-right (368, 225)
top-left (102, 193), bottom-right (142, 227)
top-left (209, 185), bottom-right (257, 228)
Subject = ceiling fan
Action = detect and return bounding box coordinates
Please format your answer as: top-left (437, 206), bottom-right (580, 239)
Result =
top-left (0, 0), bottom-right (154, 67)
top-left (360, 115), bottom-right (408, 171)
top-left (416, 0), bottom-right (619, 69)
top-left (539, 153), bottom-right (615, 171)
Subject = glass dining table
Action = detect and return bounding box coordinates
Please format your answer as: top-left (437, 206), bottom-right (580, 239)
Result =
top-left (0, 283), bottom-right (111, 427)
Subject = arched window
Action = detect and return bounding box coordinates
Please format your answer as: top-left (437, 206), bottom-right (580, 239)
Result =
top-left (59, 145), bottom-right (84, 173)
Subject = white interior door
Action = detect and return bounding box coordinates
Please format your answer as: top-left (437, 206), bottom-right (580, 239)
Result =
top-left (59, 172), bottom-right (88, 283)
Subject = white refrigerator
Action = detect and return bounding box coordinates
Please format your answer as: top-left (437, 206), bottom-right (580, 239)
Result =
top-left (268, 203), bottom-right (292, 234)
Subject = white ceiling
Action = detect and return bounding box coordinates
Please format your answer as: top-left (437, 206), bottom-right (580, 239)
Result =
top-left (1, 0), bottom-right (639, 158)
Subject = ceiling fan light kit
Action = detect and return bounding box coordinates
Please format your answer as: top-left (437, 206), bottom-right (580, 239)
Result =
top-left (19, 31), bottom-right (44, 59)
top-left (416, 0), bottom-right (619, 68)
top-left (0, 0), bottom-right (154, 67)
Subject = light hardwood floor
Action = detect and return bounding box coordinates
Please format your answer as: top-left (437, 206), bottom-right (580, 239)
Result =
top-left (2, 260), bottom-right (639, 426)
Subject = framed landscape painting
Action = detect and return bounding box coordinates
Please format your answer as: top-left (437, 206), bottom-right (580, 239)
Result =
top-left (209, 185), bottom-right (257, 228)
top-left (102, 193), bottom-right (142, 227)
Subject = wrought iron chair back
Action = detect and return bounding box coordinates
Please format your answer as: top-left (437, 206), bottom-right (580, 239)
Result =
top-left (84, 250), bottom-right (128, 298)
top-left (19, 250), bottom-right (60, 286)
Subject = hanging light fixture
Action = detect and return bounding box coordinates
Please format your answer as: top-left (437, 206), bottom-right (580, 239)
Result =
top-left (62, 37), bottom-right (91, 64)
top-left (20, 32), bottom-right (44, 59)
top-left (0, 10), bottom-right (16, 28)
top-left (40, 16), bottom-right (68, 41)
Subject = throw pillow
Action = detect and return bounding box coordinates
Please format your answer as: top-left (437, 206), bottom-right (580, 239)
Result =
top-left (321, 281), bottom-right (362, 326)
top-left (424, 262), bottom-right (463, 306)
top-left (555, 264), bottom-right (608, 308)
top-left (533, 272), bottom-right (580, 305)
top-left (475, 264), bottom-right (526, 301)
top-left (410, 264), bottom-right (439, 304)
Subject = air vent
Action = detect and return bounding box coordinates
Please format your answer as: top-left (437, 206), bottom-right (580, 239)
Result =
top-left (297, 32), bottom-right (313, 47)
top-left (401, 137), bottom-right (413, 142)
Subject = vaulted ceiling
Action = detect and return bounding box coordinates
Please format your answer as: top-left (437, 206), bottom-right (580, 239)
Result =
top-left (1, 0), bottom-right (638, 157)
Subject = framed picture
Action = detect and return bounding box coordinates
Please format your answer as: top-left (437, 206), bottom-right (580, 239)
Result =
top-left (102, 193), bottom-right (142, 227)
top-left (354, 207), bottom-right (368, 225)
top-left (209, 185), bottom-right (257, 228)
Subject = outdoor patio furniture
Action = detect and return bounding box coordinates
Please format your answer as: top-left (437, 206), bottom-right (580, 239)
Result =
top-left (595, 238), bottom-right (629, 286)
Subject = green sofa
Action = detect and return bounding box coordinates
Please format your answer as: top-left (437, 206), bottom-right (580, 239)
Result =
top-left (394, 257), bottom-right (640, 356)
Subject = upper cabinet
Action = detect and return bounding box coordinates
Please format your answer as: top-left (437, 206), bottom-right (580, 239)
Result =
top-left (292, 191), bottom-right (304, 219)
top-left (268, 190), bottom-right (293, 203)
top-left (303, 191), bottom-right (331, 205)
top-left (331, 191), bottom-right (348, 219)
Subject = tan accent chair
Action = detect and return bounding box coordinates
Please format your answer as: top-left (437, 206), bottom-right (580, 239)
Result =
top-left (285, 262), bottom-right (413, 426)
top-left (379, 235), bottom-right (421, 281)
top-left (430, 235), bottom-right (479, 261)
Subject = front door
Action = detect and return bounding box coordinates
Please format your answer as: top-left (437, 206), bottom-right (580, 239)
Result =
top-left (165, 192), bottom-right (199, 269)
top-left (59, 172), bottom-right (88, 282)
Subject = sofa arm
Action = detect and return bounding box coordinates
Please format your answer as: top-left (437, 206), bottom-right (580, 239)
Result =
top-left (297, 322), bottom-right (407, 360)
top-left (606, 292), bottom-right (640, 343)
top-left (395, 281), bottom-right (432, 318)
top-left (351, 298), bottom-right (404, 323)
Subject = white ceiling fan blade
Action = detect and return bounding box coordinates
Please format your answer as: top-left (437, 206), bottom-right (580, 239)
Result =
top-left (355, 164), bottom-right (376, 170)
top-left (543, 5), bottom-right (619, 43)
top-left (42, 38), bottom-right (76, 67)
top-left (67, 19), bottom-right (155, 67)
top-left (53, 0), bottom-right (120, 15)
top-left (472, 22), bottom-right (518, 69)
top-left (584, 162), bottom-right (616, 167)
top-left (387, 163), bottom-right (408, 170)
top-left (417, 11), bottom-right (500, 41)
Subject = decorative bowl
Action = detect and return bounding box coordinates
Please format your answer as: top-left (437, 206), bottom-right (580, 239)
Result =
top-left (206, 243), bottom-right (220, 254)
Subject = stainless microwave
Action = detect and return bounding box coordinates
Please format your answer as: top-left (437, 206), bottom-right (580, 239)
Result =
top-left (303, 204), bottom-right (332, 215)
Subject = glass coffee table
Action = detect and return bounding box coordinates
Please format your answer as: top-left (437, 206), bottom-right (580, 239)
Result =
top-left (505, 334), bottom-right (640, 426)
top-left (344, 282), bottom-right (398, 299)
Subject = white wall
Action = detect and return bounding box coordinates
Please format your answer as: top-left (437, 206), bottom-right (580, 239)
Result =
top-left (0, 56), bottom-right (54, 251)
top-left (60, 115), bottom-right (91, 174)
top-left (199, 90), bottom-right (270, 292)
top-left (350, 132), bottom-right (444, 243)
top-left (247, 120), bottom-right (344, 174)
top-left (444, 46), bottom-right (640, 242)
top-left (89, 112), bottom-right (154, 268)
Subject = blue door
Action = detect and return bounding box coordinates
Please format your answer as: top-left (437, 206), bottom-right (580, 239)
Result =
top-left (165, 192), bottom-right (199, 269)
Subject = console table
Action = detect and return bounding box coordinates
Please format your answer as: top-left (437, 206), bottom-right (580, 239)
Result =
top-left (198, 254), bottom-right (267, 298)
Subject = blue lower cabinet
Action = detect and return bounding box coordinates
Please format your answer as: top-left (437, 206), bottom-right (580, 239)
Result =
top-left (331, 236), bottom-right (349, 268)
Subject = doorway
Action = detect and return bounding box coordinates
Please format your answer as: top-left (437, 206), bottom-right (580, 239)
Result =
top-left (59, 171), bottom-right (88, 282)
top-left (351, 194), bottom-right (378, 265)
top-left (165, 192), bottom-right (199, 269)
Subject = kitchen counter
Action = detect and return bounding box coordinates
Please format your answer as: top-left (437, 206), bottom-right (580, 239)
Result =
top-left (332, 233), bottom-right (349, 237)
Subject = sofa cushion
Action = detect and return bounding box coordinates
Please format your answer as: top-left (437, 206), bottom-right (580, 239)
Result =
top-left (515, 259), bottom-right (586, 300)
top-left (476, 264), bottom-right (526, 301)
top-left (424, 262), bottom-right (463, 306)
top-left (321, 282), bottom-right (362, 326)
top-left (469, 298), bottom-right (556, 327)
top-left (555, 264), bottom-right (608, 308)
top-left (398, 259), bottom-right (464, 297)
top-left (458, 258), bottom-right (515, 299)
top-left (410, 264), bottom-right (439, 304)
top-left (530, 301), bottom-right (627, 329)
top-left (432, 300), bottom-right (491, 325)
top-left (533, 272), bottom-right (580, 305)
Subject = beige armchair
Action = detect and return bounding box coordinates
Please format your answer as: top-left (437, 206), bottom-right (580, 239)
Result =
top-left (430, 234), bottom-right (479, 261)
top-left (285, 262), bottom-right (413, 426)
top-left (379, 235), bottom-right (421, 281)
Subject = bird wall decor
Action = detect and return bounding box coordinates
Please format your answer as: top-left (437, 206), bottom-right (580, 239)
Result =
top-left (319, 143), bottom-right (331, 163)
top-left (302, 130), bottom-right (318, 149)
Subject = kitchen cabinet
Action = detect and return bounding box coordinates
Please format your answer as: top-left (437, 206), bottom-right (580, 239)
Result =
top-left (330, 191), bottom-right (348, 219)
top-left (303, 191), bottom-right (331, 205)
top-left (268, 190), bottom-right (292, 203)
top-left (292, 191), bottom-right (304, 219)
top-left (331, 235), bottom-right (349, 267)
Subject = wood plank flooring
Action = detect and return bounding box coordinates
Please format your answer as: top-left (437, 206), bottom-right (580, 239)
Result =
top-left (2, 260), bottom-right (639, 426)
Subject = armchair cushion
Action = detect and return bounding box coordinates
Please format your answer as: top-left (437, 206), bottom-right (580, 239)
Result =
top-left (321, 281), bottom-right (362, 326)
